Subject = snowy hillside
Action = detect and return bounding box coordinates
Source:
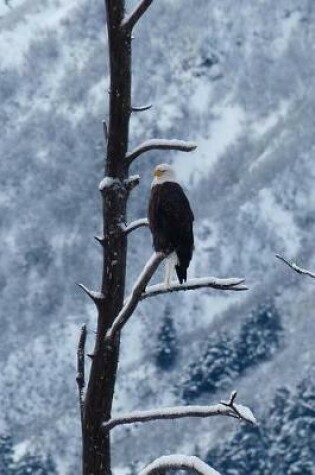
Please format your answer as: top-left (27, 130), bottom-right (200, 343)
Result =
top-left (0, 0), bottom-right (314, 473)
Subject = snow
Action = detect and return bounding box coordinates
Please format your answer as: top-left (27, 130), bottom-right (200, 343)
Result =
top-left (99, 176), bottom-right (121, 191)
top-left (124, 218), bottom-right (149, 233)
top-left (272, 11), bottom-right (302, 56)
top-left (174, 103), bottom-right (245, 186)
top-left (0, 0), bottom-right (25, 17)
top-left (13, 439), bottom-right (30, 462)
top-left (0, 0), bottom-right (81, 68)
top-left (190, 82), bottom-right (212, 114)
top-left (124, 175), bottom-right (140, 185)
top-left (77, 283), bottom-right (104, 301)
top-left (155, 103), bottom-right (183, 131)
top-left (140, 455), bottom-right (221, 475)
top-left (258, 188), bottom-right (301, 255)
top-left (252, 100), bottom-right (290, 137)
top-left (234, 403), bottom-right (257, 425)
top-left (142, 276), bottom-right (247, 299)
top-left (127, 139), bottom-right (197, 161)
top-left (275, 254), bottom-right (315, 279)
top-left (105, 403), bottom-right (228, 428)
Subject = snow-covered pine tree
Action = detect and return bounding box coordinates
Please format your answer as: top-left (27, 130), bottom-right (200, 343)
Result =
top-left (236, 298), bottom-right (283, 371)
top-left (13, 453), bottom-right (57, 475)
top-left (180, 298), bottom-right (283, 402)
top-left (181, 332), bottom-right (238, 402)
top-left (0, 434), bottom-right (57, 475)
top-left (155, 305), bottom-right (178, 370)
top-left (0, 434), bottom-right (14, 475)
top-left (268, 379), bottom-right (315, 475)
top-left (206, 377), bottom-right (315, 475)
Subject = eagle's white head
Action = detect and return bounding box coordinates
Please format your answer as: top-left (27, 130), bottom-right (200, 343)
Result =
top-left (151, 163), bottom-right (177, 187)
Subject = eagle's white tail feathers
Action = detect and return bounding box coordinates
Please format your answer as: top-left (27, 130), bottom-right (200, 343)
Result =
top-left (164, 252), bottom-right (178, 288)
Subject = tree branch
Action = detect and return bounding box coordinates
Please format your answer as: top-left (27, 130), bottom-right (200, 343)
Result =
top-left (124, 175), bottom-right (140, 192)
top-left (124, 218), bottom-right (149, 235)
top-left (76, 283), bottom-right (105, 306)
top-left (102, 391), bottom-right (256, 432)
top-left (126, 139), bottom-right (197, 164)
top-left (139, 455), bottom-right (221, 475)
top-left (94, 235), bottom-right (105, 247)
top-left (140, 277), bottom-right (247, 300)
top-left (106, 252), bottom-right (165, 341)
top-left (275, 254), bottom-right (315, 279)
top-left (76, 324), bottom-right (87, 433)
top-left (106, 258), bottom-right (247, 341)
top-left (131, 104), bottom-right (153, 112)
top-left (122, 0), bottom-right (154, 31)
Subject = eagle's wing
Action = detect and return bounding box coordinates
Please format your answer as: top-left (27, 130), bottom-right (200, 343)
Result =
top-left (149, 182), bottom-right (194, 254)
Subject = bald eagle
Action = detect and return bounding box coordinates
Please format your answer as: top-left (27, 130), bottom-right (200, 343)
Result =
top-left (148, 163), bottom-right (194, 285)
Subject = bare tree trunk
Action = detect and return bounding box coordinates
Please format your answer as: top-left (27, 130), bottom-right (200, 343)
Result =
top-left (82, 1), bottom-right (131, 474)
top-left (78, 2), bottom-right (249, 474)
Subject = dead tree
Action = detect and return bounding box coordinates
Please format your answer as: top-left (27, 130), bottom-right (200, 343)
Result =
top-left (77, 2), bottom-right (253, 474)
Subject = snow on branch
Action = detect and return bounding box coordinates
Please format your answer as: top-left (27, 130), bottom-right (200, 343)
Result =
top-left (131, 104), bottom-right (153, 112)
top-left (141, 277), bottom-right (247, 300)
top-left (122, 0), bottom-right (154, 31)
top-left (99, 176), bottom-right (122, 192)
top-left (126, 139), bottom-right (197, 164)
top-left (275, 254), bottom-right (315, 279)
top-left (106, 252), bottom-right (165, 341)
top-left (106, 255), bottom-right (247, 341)
top-left (102, 391), bottom-right (256, 431)
top-left (76, 324), bottom-right (87, 430)
top-left (139, 455), bottom-right (221, 475)
top-left (220, 390), bottom-right (256, 424)
top-left (77, 283), bottom-right (105, 307)
top-left (124, 218), bottom-right (149, 235)
top-left (124, 175), bottom-right (140, 192)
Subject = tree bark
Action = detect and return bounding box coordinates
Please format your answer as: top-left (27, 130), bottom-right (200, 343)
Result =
top-left (82, 1), bottom-right (131, 474)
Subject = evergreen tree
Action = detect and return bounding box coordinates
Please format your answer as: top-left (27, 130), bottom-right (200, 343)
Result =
top-left (155, 306), bottom-right (178, 370)
top-left (207, 424), bottom-right (271, 475)
top-left (181, 332), bottom-right (238, 402)
top-left (0, 433), bottom-right (14, 474)
top-left (269, 379), bottom-right (315, 475)
top-left (236, 298), bottom-right (283, 372)
top-left (206, 377), bottom-right (315, 475)
top-left (180, 298), bottom-right (283, 402)
top-left (14, 453), bottom-right (57, 475)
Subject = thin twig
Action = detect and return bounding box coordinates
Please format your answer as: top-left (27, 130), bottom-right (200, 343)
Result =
top-left (94, 235), bottom-right (105, 247)
top-left (106, 252), bottom-right (165, 341)
top-left (76, 283), bottom-right (105, 306)
top-left (140, 277), bottom-right (247, 300)
top-left (76, 325), bottom-right (87, 434)
top-left (102, 391), bottom-right (256, 431)
top-left (125, 218), bottom-right (149, 235)
top-left (122, 0), bottom-right (154, 31)
top-left (139, 455), bottom-right (221, 475)
top-left (126, 139), bottom-right (197, 164)
top-left (275, 254), bottom-right (315, 279)
top-left (131, 104), bottom-right (153, 112)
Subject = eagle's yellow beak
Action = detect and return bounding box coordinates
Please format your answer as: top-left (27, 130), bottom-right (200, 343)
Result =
top-left (154, 169), bottom-right (163, 177)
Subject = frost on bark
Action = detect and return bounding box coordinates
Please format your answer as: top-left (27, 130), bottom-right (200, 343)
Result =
top-left (76, 2), bottom-right (252, 475)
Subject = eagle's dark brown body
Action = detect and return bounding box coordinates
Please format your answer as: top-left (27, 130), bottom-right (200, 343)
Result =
top-left (148, 182), bottom-right (194, 283)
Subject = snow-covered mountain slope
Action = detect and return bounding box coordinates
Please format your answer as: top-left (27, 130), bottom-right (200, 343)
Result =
top-left (0, 0), bottom-right (314, 473)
